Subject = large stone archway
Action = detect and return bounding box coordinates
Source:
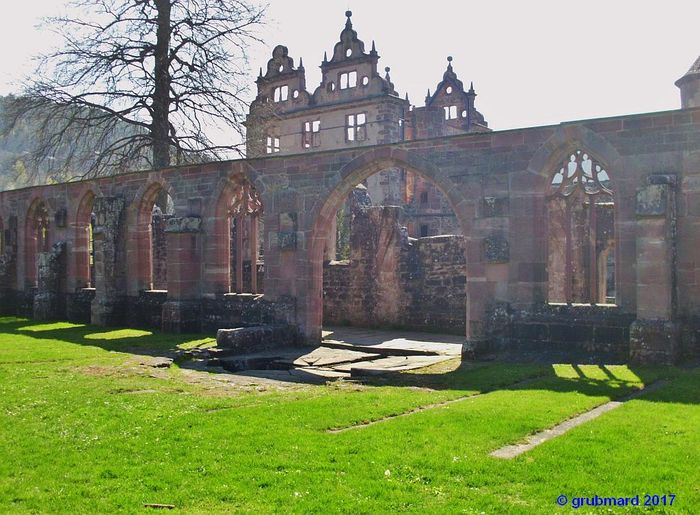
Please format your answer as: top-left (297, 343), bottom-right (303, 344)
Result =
top-left (296, 148), bottom-right (479, 344)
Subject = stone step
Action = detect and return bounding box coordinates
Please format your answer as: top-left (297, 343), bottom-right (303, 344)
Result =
top-left (320, 339), bottom-right (442, 357)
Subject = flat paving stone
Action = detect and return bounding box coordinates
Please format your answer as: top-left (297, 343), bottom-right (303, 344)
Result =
top-left (322, 326), bottom-right (464, 357)
top-left (286, 347), bottom-right (381, 367)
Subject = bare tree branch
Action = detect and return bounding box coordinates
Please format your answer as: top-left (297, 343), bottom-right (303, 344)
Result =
top-left (1, 0), bottom-right (267, 182)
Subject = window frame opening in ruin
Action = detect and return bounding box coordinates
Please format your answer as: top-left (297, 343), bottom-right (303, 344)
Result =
top-left (75, 190), bottom-right (97, 289)
top-left (313, 157), bottom-right (468, 340)
top-left (339, 70), bottom-right (357, 89)
top-left (227, 180), bottom-right (264, 294)
top-left (25, 198), bottom-right (51, 289)
top-left (134, 183), bottom-right (174, 293)
top-left (346, 113), bottom-right (367, 142)
top-left (546, 149), bottom-right (616, 306)
top-left (302, 119), bottom-right (321, 149)
top-left (444, 105), bottom-right (458, 120)
top-left (272, 85), bottom-right (288, 102)
top-left (266, 135), bottom-right (280, 154)
top-left (0, 217), bottom-right (4, 256)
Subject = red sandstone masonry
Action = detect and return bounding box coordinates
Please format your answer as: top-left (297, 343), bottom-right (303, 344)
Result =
top-left (0, 108), bottom-right (698, 363)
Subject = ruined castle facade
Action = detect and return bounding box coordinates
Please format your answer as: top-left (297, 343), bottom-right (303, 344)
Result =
top-left (245, 12), bottom-right (489, 240)
top-left (0, 13), bottom-right (699, 365)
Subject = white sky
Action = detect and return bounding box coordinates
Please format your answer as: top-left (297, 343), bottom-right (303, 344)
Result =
top-left (1, 0), bottom-right (699, 131)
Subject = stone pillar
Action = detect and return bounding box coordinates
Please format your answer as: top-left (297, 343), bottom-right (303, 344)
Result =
top-left (91, 197), bottom-right (125, 326)
top-left (630, 174), bottom-right (678, 364)
top-left (161, 216), bottom-right (202, 333)
top-left (33, 241), bottom-right (66, 320)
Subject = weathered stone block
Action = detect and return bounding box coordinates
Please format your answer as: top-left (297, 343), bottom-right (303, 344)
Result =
top-left (629, 319), bottom-right (679, 365)
top-left (164, 216), bottom-right (202, 233)
top-left (216, 325), bottom-right (301, 354)
top-left (162, 300), bottom-right (201, 333)
top-left (481, 197), bottom-right (509, 217)
top-left (636, 184), bottom-right (668, 216)
top-left (484, 234), bottom-right (509, 263)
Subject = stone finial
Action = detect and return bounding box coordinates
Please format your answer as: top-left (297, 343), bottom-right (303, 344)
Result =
top-left (384, 66), bottom-right (391, 81)
top-left (676, 55), bottom-right (700, 108)
top-left (323, 10), bottom-right (368, 66)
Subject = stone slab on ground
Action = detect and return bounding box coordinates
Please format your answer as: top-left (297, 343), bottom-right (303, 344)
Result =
top-left (323, 326), bottom-right (464, 356)
top-left (346, 355), bottom-right (453, 375)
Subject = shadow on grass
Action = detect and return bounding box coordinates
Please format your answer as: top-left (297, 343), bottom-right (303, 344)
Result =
top-left (1, 317), bottom-right (695, 404)
top-left (2, 317), bottom-right (210, 357)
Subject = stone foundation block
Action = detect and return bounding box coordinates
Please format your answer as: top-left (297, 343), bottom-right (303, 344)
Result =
top-left (162, 300), bottom-right (202, 333)
top-left (216, 325), bottom-right (301, 355)
top-left (33, 293), bottom-right (62, 321)
top-left (629, 319), bottom-right (679, 365)
top-left (91, 297), bottom-right (126, 327)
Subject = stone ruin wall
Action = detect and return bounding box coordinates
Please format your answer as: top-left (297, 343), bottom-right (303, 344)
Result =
top-left (323, 206), bottom-right (466, 334)
top-left (0, 107), bottom-right (699, 364)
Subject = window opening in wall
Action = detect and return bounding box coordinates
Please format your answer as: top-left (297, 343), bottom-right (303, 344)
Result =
top-left (547, 150), bottom-right (615, 305)
top-left (88, 212), bottom-right (95, 287)
top-left (420, 224), bottom-right (429, 237)
top-left (340, 71), bottom-right (357, 89)
top-left (346, 113), bottom-right (366, 142)
top-left (361, 76), bottom-right (369, 86)
top-left (229, 182), bottom-right (264, 294)
top-left (273, 85), bottom-right (288, 102)
top-left (446, 86), bottom-right (453, 94)
top-left (302, 120), bottom-right (321, 148)
top-left (444, 105), bottom-right (458, 120)
top-left (420, 191), bottom-right (428, 205)
top-left (149, 191), bottom-right (174, 291)
top-left (266, 135), bottom-right (280, 154)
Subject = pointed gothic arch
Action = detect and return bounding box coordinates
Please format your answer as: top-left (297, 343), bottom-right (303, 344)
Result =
top-left (547, 149), bottom-right (616, 305)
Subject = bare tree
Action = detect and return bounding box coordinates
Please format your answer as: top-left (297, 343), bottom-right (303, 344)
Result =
top-left (2, 0), bottom-right (266, 181)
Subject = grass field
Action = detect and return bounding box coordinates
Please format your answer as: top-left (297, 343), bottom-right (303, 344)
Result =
top-left (0, 317), bottom-right (698, 513)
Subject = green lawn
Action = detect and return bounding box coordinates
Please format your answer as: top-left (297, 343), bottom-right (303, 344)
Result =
top-left (0, 317), bottom-right (698, 513)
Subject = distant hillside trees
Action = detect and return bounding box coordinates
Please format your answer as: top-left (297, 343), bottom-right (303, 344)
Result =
top-left (1, 0), bottom-right (266, 183)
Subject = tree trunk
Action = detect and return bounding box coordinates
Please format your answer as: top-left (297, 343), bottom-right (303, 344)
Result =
top-left (151, 0), bottom-right (172, 169)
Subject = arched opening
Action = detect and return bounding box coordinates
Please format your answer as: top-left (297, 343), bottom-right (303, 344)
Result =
top-left (207, 175), bottom-right (264, 295)
top-left (309, 156), bottom-right (469, 343)
top-left (136, 184), bottom-right (174, 292)
top-left (25, 199), bottom-right (50, 288)
top-left (547, 149), bottom-right (615, 305)
top-left (228, 181), bottom-right (264, 294)
top-left (75, 191), bottom-right (96, 289)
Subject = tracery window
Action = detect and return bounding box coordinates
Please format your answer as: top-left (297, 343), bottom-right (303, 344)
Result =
top-left (547, 150), bottom-right (615, 305)
top-left (229, 182), bottom-right (264, 294)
